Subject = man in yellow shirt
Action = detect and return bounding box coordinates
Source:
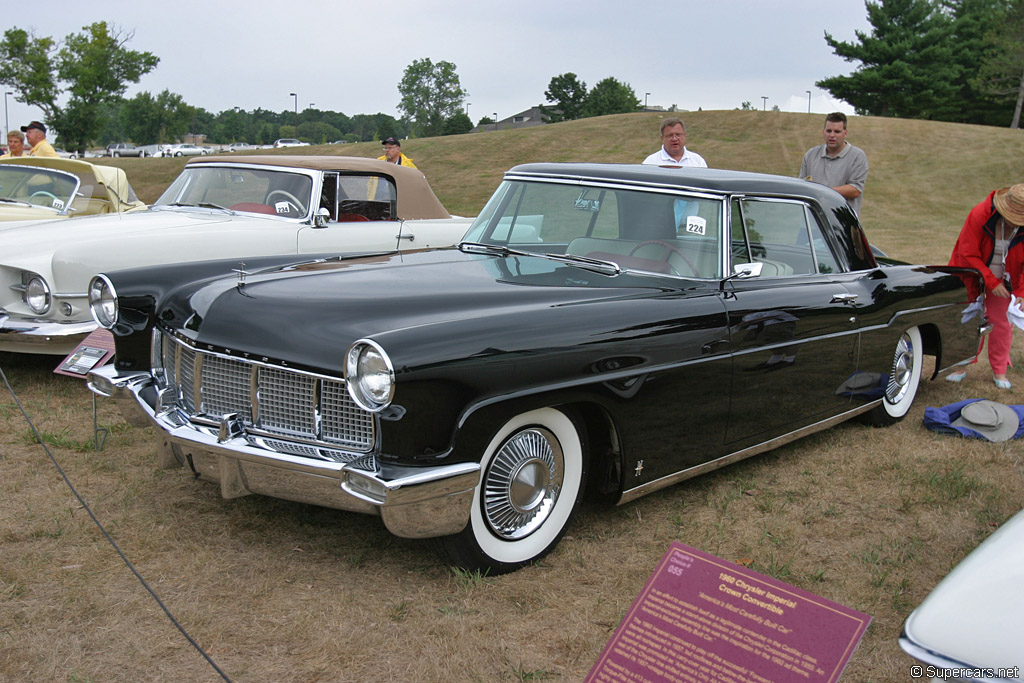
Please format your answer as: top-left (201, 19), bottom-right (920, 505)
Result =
top-left (377, 137), bottom-right (416, 168)
top-left (22, 121), bottom-right (59, 158)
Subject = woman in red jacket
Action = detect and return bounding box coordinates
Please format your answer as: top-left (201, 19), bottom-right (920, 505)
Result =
top-left (948, 184), bottom-right (1024, 389)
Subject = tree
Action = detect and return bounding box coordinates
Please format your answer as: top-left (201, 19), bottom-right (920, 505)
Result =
top-left (541, 72), bottom-right (588, 122)
top-left (582, 77), bottom-right (640, 118)
top-left (477, 115), bottom-right (495, 126)
top-left (120, 90), bottom-right (193, 144)
top-left (443, 112), bottom-right (473, 136)
top-left (973, 0), bottom-right (1024, 127)
top-left (817, 0), bottom-right (958, 119)
top-left (0, 22), bottom-right (158, 153)
top-left (397, 58), bottom-right (467, 138)
top-left (817, 0), bottom-right (1009, 123)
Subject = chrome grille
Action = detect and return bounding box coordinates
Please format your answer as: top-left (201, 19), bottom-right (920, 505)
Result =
top-left (155, 331), bottom-right (374, 455)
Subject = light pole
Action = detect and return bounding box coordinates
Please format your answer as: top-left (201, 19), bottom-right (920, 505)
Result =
top-left (309, 103), bottom-right (315, 110)
top-left (806, 90), bottom-right (811, 113)
top-left (4, 91), bottom-right (11, 140)
top-left (289, 92), bottom-right (297, 115)
top-left (761, 96), bottom-right (768, 111)
top-left (466, 103), bottom-right (471, 118)
top-left (644, 92), bottom-right (650, 111)
top-left (493, 112), bottom-right (498, 132)
top-left (234, 106), bottom-right (241, 141)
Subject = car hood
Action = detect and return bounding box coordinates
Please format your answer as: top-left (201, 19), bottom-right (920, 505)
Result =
top-left (0, 207), bottom-right (263, 250)
top-left (164, 248), bottom-right (691, 369)
top-left (902, 508), bottom-right (1024, 674)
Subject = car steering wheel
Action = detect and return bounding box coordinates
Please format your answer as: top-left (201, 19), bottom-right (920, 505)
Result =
top-left (266, 190), bottom-right (306, 215)
top-left (29, 191), bottom-right (59, 206)
top-left (628, 240), bottom-right (699, 276)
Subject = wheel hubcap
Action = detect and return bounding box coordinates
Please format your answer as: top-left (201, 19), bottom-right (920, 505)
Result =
top-left (483, 427), bottom-right (563, 540)
top-left (886, 333), bottom-right (914, 404)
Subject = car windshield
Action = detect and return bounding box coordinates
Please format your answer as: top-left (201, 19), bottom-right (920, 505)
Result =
top-left (461, 179), bottom-right (726, 278)
top-left (154, 166), bottom-right (314, 218)
top-left (0, 165), bottom-right (80, 213)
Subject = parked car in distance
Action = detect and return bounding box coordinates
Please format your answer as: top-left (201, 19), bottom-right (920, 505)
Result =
top-left (273, 138), bottom-right (308, 148)
top-left (87, 163), bottom-right (985, 575)
top-left (0, 156), bottom-right (145, 224)
top-left (0, 155), bottom-right (471, 355)
top-left (53, 148), bottom-right (79, 159)
top-left (105, 143), bottom-right (145, 158)
top-left (163, 143), bottom-right (209, 157)
top-left (137, 143), bottom-right (170, 158)
top-left (900, 508), bottom-right (1024, 682)
top-left (225, 142), bottom-right (256, 152)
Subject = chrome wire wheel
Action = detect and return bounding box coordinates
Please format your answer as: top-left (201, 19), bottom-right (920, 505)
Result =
top-left (483, 427), bottom-right (563, 541)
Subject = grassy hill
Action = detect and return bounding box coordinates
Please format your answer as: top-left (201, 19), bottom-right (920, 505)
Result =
top-left (107, 110), bottom-right (1024, 265)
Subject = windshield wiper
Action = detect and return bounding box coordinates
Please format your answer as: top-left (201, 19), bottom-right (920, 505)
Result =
top-left (458, 241), bottom-right (621, 275)
top-left (159, 202), bottom-right (233, 213)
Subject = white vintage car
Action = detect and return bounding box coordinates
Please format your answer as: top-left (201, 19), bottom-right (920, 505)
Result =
top-left (0, 155), bottom-right (472, 355)
top-left (0, 157), bottom-right (145, 223)
top-left (899, 507), bottom-right (1024, 682)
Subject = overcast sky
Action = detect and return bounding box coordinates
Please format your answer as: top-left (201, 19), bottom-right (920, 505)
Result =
top-left (4, 0), bottom-right (872, 138)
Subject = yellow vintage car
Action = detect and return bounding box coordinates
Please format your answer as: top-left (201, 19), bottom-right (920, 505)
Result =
top-left (0, 156), bottom-right (145, 224)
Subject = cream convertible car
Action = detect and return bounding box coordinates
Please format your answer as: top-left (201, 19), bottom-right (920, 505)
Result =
top-left (0, 157), bottom-right (145, 223)
top-left (0, 156), bottom-right (472, 355)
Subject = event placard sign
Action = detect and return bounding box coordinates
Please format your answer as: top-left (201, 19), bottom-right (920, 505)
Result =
top-left (587, 542), bottom-right (871, 683)
top-left (54, 329), bottom-right (115, 378)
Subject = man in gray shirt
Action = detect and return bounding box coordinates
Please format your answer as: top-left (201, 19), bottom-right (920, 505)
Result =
top-left (800, 112), bottom-right (868, 216)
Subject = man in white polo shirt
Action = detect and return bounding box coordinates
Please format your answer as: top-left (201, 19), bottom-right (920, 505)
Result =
top-left (642, 117), bottom-right (707, 168)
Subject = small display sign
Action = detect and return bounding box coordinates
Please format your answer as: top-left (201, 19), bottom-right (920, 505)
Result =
top-left (587, 542), bottom-right (871, 683)
top-left (54, 329), bottom-right (115, 378)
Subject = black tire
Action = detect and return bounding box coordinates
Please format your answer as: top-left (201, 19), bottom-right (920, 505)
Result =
top-left (865, 327), bottom-right (923, 426)
top-left (439, 407), bottom-right (587, 574)
top-left (139, 150), bottom-right (147, 158)
top-left (113, 152), bottom-right (120, 157)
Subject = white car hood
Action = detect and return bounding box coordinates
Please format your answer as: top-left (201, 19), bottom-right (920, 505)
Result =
top-left (902, 509), bottom-right (1024, 677)
top-left (0, 207), bottom-right (252, 251)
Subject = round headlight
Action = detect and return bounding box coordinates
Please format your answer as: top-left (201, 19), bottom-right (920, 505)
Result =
top-left (345, 340), bottom-right (395, 412)
top-left (24, 276), bottom-right (51, 314)
top-left (88, 275), bottom-right (119, 329)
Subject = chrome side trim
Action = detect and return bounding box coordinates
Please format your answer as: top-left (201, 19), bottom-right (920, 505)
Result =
top-left (0, 314), bottom-right (97, 341)
top-left (617, 402), bottom-right (877, 504)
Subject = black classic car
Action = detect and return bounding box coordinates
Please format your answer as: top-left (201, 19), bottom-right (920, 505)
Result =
top-left (87, 163), bottom-right (984, 574)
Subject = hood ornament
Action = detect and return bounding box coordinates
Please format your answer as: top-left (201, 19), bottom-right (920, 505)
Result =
top-left (233, 261), bottom-right (252, 289)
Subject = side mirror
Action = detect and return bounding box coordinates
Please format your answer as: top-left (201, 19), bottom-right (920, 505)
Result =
top-left (732, 262), bottom-right (763, 279)
top-left (314, 207), bottom-right (331, 227)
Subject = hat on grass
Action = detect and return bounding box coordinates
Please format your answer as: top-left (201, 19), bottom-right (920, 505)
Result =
top-left (993, 184), bottom-right (1024, 226)
top-left (951, 400), bottom-right (1020, 442)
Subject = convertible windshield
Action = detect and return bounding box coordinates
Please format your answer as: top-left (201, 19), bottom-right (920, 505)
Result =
top-left (155, 166), bottom-right (314, 219)
top-left (0, 165), bottom-right (80, 213)
top-left (462, 179), bottom-right (726, 278)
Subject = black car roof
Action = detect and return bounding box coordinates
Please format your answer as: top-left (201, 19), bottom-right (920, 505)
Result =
top-left (506, 163), bottom-right (840, 205)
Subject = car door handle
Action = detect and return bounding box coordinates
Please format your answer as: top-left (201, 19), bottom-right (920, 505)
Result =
top-left (396, 233), bottom-right (414, 241)
top-left (831, 293), bottom-right (858, 303)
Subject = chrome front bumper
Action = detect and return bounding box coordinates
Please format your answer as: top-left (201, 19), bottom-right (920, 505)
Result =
top-left (0, 313), bottom-right (97, 354)
top-left (88, 365), bottom-right (480, 539)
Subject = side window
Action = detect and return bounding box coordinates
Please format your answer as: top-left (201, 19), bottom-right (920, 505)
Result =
top-left (805, 206), bottom-right (841, 274)
top-left (733, 198), bottom-right (827, 276)
top-left (334, 174), bottom-right (397, 221)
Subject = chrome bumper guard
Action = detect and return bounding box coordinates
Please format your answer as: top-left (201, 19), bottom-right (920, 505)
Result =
top-left (88, 364), bottom-right (480, 539)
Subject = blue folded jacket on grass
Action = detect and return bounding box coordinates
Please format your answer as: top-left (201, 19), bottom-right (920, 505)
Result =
top-left (924, 399), bottom-right (1024, 441)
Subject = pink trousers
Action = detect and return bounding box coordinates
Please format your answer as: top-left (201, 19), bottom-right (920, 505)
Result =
top-left (984, 292), bottom-right (1013, 375)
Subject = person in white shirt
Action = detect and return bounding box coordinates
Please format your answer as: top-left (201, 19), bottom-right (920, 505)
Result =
top-left (642, 117), bottom-right (707, 168)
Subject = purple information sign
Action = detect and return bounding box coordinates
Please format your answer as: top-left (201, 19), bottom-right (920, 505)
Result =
top-left (587, 542), bottom-right (871, 683)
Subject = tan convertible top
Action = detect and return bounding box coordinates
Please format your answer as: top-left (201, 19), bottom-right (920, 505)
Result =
top-left (192, 155), bottom-right (451, 219)
top-left (0, 156), bottom-right (145, 213)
